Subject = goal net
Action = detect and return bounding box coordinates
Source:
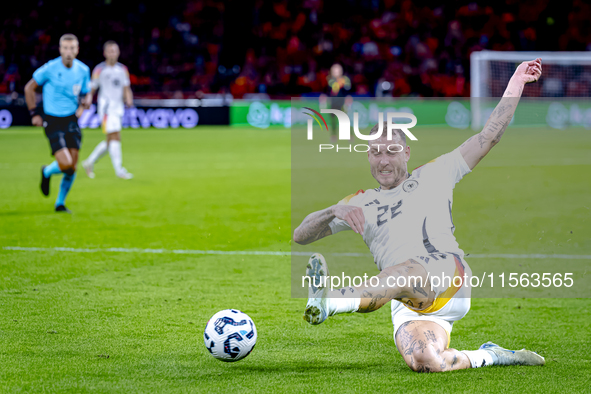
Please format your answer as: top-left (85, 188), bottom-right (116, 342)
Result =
top-left (470, 51), bottom-right (591, 129)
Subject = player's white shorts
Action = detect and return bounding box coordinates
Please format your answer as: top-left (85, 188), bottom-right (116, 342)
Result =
top-left (100, 113), bottom-right (122, 134)
top-left (97, 98), bottom-right (124, 134)
top-left (392, 253), bottom-right (472, 346)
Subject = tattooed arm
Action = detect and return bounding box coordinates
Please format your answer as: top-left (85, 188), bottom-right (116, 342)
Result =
top-left (293, 204), bottom-right (365, 245)
top-left (460, 58), bottom-right (542, 170)
top-left (293, 207), bottom-right (335, 245)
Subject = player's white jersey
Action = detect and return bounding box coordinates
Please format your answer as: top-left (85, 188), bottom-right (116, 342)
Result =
top-left (328, 148), bottom-right (471, 271)
top-left (91, 62), bottom-right (130, 116)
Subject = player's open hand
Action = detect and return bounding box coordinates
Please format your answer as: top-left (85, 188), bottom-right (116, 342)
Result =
top-left (514, 58), bottom-right (542, 84)
top-left (31, 115), bottom-right (43, 127)
top-left (332, 205), bottom-right (365, 235)
top-left (75, 106), bottom-right (84, 118)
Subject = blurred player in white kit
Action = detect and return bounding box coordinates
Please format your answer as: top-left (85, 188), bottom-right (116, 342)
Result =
top-left (83, 41), bottom-right (133, 179)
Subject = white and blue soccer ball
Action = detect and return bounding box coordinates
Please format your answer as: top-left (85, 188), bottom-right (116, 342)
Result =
top-left (203, 309), bottom-right (257, 362)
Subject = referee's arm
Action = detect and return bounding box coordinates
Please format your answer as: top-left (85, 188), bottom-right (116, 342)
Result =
top-left (76, 92), bottom-right (93, 118)
top-left (76, 68), bottom-right (93, 118)
top-left (24, 79), bottom-right (43, 126)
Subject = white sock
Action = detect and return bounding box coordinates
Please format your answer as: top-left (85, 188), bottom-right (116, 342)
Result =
top-left (108, 140), bottom-right (123, 173)
top-left (462, 350), bottom-right (495, 368)
top-left (87, 141), bottom-right (107, 165)
top-left (326, 288), bottom-right (360, 316)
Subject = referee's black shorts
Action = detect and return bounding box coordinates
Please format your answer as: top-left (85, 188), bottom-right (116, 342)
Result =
top-left (43, 114), bottom-right (82, 155)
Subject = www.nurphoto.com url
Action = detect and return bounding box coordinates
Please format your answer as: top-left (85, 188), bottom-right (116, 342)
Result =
top-left (302, 272), bottom-right (575, 291)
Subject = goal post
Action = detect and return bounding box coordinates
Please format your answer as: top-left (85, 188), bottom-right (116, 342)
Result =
top-left (470, 51), bottom-right (591, 129)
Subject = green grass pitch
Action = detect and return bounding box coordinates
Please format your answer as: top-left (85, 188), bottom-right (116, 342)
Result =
top-left (0, 125), bottom-right (590, 393)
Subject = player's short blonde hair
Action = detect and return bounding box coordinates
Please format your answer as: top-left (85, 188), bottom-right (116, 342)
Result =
top-left (59, 34), bottom-right (79, 45)
top-left (103, 40), bottom-right (119, 51)
top-left (370, 122), bottom-right (407, 146)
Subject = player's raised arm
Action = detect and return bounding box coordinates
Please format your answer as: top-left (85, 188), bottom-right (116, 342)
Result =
top-left (459, 58), bottom-right (542, 170)
top-left (293, 205), bottom-right (365, 245)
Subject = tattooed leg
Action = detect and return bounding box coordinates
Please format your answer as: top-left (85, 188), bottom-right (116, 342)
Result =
top-left (346, 259), bottom-right (436, 313)
top-left (395, 320), bottom-right (471, 372)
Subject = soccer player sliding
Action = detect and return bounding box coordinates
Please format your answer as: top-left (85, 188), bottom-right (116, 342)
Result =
top-left (25, 34), bottom-right (92, 213)
top-left (294, 59), bottom-right (544, 372)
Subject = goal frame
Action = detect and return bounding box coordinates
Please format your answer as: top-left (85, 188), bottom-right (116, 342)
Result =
top-left (470, 50), bottom-right (591, 129)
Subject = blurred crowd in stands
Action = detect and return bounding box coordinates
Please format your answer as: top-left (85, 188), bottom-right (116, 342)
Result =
top-left (1, 0), bottom-right (590, 99)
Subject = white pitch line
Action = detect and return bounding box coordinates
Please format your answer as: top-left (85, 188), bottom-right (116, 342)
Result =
top-left (2, 246), bottom-right (591, 259)
top-left (2, 246), bottom-right (295, 256)
top-left (468, 253), bottom-right (591, 260)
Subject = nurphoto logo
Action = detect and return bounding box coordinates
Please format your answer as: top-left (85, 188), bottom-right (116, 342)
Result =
top-left (302, 108), bottom-right (418, 152)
